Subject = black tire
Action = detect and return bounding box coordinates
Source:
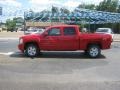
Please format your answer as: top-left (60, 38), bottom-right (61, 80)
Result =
top-left (87, 45), bottom-right (101, 58)
top-left (25, 44), bottom-right (39, 57)
top-left (84, 50), bottom-right (88, 55)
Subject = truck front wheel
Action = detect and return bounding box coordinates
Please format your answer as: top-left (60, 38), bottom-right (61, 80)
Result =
top-left (87, 45), bottom-right (101, 58)
top-left (25, 44), bottom-right (39, 57)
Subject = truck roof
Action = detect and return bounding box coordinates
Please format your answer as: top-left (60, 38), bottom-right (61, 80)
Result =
top-left (48, 25), bottom-right (79, 28)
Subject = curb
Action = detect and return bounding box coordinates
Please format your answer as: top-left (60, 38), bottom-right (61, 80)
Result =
top-left (0, 38), bottom-right (19, 40)
top-left (113, 40), bottom-right (120, 42)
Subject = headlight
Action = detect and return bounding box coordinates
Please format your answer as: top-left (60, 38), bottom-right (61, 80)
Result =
top-left (19, 38), bottom-right (23, 44)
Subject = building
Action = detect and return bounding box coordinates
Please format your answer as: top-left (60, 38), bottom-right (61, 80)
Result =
top-left (25, 22), bottom-right (66, 29)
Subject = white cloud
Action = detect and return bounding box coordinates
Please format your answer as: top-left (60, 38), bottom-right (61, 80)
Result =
top-left (29, 0), bottom-right (81, 11)
top-left (29, 0), bottom-right (104, 11)
top-left (63, 1), bottom-right (81, 11)
top-left (64, 1), bottom-right (80, 8)
top-left (30, 0), bottom-right (60, 5)
top-left (0, 0), bottom-right (22, 7)
top-left (0, 0), bottom-right (23, 22)
top-left (29, 0), bottom-right (61, 11)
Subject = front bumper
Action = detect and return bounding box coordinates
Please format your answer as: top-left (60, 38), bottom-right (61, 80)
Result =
top-left (18, 44), bottom-right (24, 53)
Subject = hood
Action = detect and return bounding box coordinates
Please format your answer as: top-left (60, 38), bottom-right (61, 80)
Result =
top-left (20, 34), bottom-right (42, 42)
top-left (21, 33), bottom-right (41, 38)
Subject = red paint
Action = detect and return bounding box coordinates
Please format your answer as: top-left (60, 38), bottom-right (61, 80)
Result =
top-left (18, 25), bottom-right (112, 52)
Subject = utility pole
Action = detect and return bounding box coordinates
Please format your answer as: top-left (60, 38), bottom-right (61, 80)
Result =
top-left (0, 7), bottom-right (2, 31)
top-left (0, 7), bottom-right (2, 15)
top-left (24, 11), bottom-right (26, 34)
top-left (49, 0), bottom-right (52, 26)
top-left (51, 5), bottom-right (53, 26)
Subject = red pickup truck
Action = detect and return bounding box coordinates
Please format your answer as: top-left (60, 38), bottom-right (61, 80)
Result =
top-left (18, 25), bottom-right (112, 58)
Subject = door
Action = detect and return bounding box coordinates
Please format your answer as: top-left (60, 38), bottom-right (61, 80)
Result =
top-left (60, 27), bottom-right (79, 50)
top-left (40, 27), bottom-right (61, 51)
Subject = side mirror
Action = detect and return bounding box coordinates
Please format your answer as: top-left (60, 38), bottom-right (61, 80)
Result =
top-left (44, 32), bottom-right (48, 36)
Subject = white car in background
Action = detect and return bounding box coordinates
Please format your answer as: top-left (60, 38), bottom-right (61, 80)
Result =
top-left (95, 28), bottom-right (114, 39)
top-left (25, 28), bottom-right (44, 35)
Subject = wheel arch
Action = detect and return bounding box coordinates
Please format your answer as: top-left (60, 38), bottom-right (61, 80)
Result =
top-left (24, 41), bottom-right (40, 50)
top-left (87, 42), bottom-right (102, 50)
top-left (86, 43), bottom-right (101, 58)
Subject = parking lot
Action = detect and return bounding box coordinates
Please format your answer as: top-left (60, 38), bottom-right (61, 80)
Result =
top-left (0, 38), bottom-right (120, 90)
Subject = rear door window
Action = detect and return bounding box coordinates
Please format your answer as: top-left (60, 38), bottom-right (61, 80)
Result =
top-left (63, 27), bottom-right (76, 35)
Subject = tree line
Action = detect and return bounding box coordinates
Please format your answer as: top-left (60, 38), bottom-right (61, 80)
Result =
top-left (78, 0), bottom-right (120, 33)
top-left (51, 0), bottom-right (120, 33)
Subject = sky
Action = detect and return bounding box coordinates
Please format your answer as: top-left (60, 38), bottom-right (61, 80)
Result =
top-left (0, 0), bottom-right (104, 22)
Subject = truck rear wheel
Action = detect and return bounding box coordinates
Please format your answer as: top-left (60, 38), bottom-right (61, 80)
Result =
top-left (87, 45), bottom-right (101, 58)
top-left (25, 44), bottom-right (39, 57)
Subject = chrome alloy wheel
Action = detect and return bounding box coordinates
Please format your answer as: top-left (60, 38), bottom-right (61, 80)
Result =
top-left (88, 45), bottom-right (101, 58)
top-left (89, 47), bottom-right (99, 57)
top-left (27, 46), bottom-right (37, 56)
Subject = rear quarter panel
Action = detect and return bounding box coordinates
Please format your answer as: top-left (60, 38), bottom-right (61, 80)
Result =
top-left (101, 34), bottom-right (112, 49)
top-left (79, 33), bottom-right (112, 50)
top-left (79, 33), bottom-right (103, 50)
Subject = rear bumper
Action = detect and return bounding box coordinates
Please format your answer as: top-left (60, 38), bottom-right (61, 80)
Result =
top-left (18, 44), bottom-right (24, 53)
top-left (102, 41), bottom-right (112, 50)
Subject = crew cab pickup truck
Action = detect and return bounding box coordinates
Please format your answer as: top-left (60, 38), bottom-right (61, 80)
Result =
top-left (18, 25), bottom-right (112, 58)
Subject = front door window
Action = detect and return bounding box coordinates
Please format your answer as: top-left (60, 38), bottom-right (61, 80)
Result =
top-left (48, 28), bottom-right (61, 36)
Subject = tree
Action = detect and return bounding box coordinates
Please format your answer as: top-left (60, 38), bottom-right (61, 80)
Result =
top-left (52, 6), bottom-right (59, 14)
top-left (77, 4), bottom-right (96, 10)
top-left (60, 7), bottom-right (70, 14)
top-left (13, 17), bottom-right (24, 23)
top-left (6, 19), bottom-right (16, 32)
top-left (117, 5), bottom-right (120, 13)
top-left (96, 0), bottom-right (119, 12)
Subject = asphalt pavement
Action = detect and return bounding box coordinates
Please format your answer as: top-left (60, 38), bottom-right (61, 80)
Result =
top-left (0, 39), bottom-right (19, 53)
top-left (0, 39), bottom-right (120, 90)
